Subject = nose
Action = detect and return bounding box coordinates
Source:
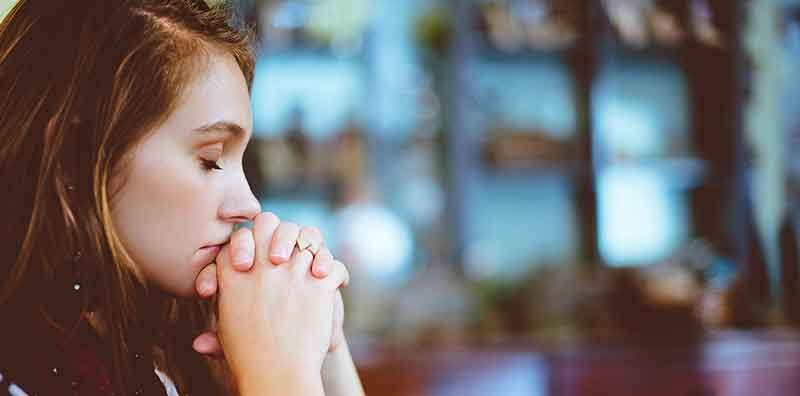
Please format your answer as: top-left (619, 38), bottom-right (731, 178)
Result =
top-left (219, 170), bottom-right (261, 223)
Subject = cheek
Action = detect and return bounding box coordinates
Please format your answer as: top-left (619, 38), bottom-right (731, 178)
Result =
top-left (111, 154), bottom-right (219, 293)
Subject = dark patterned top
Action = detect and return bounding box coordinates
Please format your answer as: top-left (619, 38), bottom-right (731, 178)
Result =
top-left (0, 315), bottom-right (167, 396)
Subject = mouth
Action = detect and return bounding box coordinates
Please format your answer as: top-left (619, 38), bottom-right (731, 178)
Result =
top-left (201, 236), bottom-right (230, 250)
top-left (196, 243), bottom-right (226, 267)
top-left (196, 237), bottom-right (230, 266)
top-left (199, 244), bottom-right (223, 253)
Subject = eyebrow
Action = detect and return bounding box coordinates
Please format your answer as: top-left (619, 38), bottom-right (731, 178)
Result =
top-left (192, 120), bottom-right (247, 139)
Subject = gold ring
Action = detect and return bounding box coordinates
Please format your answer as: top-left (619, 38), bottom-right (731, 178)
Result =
top-left (296, 241), bottom-right (316, 257)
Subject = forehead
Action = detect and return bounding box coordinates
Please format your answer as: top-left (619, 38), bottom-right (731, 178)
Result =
top-left (166, 49), bottom-right (253, 139)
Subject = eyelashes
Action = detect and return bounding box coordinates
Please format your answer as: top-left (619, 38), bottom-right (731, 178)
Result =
top-left (199, 144), bottom-right (224, 172)
top-left (201, 159), bottom-right (223, 172)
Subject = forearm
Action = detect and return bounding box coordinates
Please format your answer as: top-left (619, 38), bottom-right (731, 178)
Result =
top-left (322, 339), bottom-right (366, 396)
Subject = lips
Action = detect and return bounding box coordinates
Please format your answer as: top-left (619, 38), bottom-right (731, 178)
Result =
top-left (199, 244), bottom-right (223, 253)
top-left (201, 236), bottom-right (230, 250)
top-left (195, 244), bottom-right (223, 267)
top-left (196, 236), bottom-right (229, 266)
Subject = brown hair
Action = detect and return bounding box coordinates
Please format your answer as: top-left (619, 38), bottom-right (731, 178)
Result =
top-left (0, 0), bottom-right (254, 394)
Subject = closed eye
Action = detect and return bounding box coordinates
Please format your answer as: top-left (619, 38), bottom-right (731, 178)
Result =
top-left (201, 159), bottom-right (223, 171)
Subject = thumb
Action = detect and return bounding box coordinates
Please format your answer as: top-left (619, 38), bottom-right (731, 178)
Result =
top-left (195, 263), bottom-right (217, 298)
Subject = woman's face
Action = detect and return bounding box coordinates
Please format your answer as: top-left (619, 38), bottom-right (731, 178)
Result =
top-left (111, 49), bottom-right (261, 297)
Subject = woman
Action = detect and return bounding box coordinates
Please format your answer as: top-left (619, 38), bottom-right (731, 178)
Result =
top-left (0, 0), bottom-right (364, 395)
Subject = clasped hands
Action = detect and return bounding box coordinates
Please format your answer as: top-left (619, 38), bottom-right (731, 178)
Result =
top-left (190, 211), bottom-right (349, 378)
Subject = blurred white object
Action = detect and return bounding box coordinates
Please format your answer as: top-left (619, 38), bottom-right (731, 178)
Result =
top-left (334, 202), bottom-right (414, 284)
top-left (598, 166), bottom-right (689, 266)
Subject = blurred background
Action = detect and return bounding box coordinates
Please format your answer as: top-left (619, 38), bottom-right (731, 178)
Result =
top-left (227, 0), bottom-right (800, 394)
top-left (9, 0), bottom-right (800, 394)
top-left (204, 0), bottom-right (800, 394)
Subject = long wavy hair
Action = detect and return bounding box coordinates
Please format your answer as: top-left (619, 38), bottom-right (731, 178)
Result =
top-left (0, 0), bottom-right (254, 394)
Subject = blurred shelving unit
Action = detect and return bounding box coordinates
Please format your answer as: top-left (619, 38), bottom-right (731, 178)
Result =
top-left (442, 0), bottom-right (750, 274)
top-left (234, 0), bottom-right (774, 338)
top-left (242, 0), bottom-right (372, 215)
top-left (235, 0), bottom-right (754, 279)
top-left (441, 0), bottom-right (600, 280)
top-left (778, 0), bottom-right (800, 325)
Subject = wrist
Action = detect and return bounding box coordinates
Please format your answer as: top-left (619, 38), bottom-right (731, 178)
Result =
top-left (322, 339), bottom-right (366, 396)
top-left (323, 340), bottom-right (349, 374)
top-left (238, 364), bottom-right (325, 396)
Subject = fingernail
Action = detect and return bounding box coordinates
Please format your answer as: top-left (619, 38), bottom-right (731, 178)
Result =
top-left (201, 280), bottom-right (214, 294)
top-left (233, 250), bottom-right (252, 266)
top-left (313, 260), bottom-right (330, 277)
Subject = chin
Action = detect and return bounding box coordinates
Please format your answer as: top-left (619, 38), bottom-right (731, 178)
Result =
top-left (173, 283), bottom-right (200, 299)
top-left (153, 279), bottom-right (198, 299)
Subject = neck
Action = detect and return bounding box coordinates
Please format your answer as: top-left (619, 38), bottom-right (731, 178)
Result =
top-left (84, 284), bottom-right (171, 343)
